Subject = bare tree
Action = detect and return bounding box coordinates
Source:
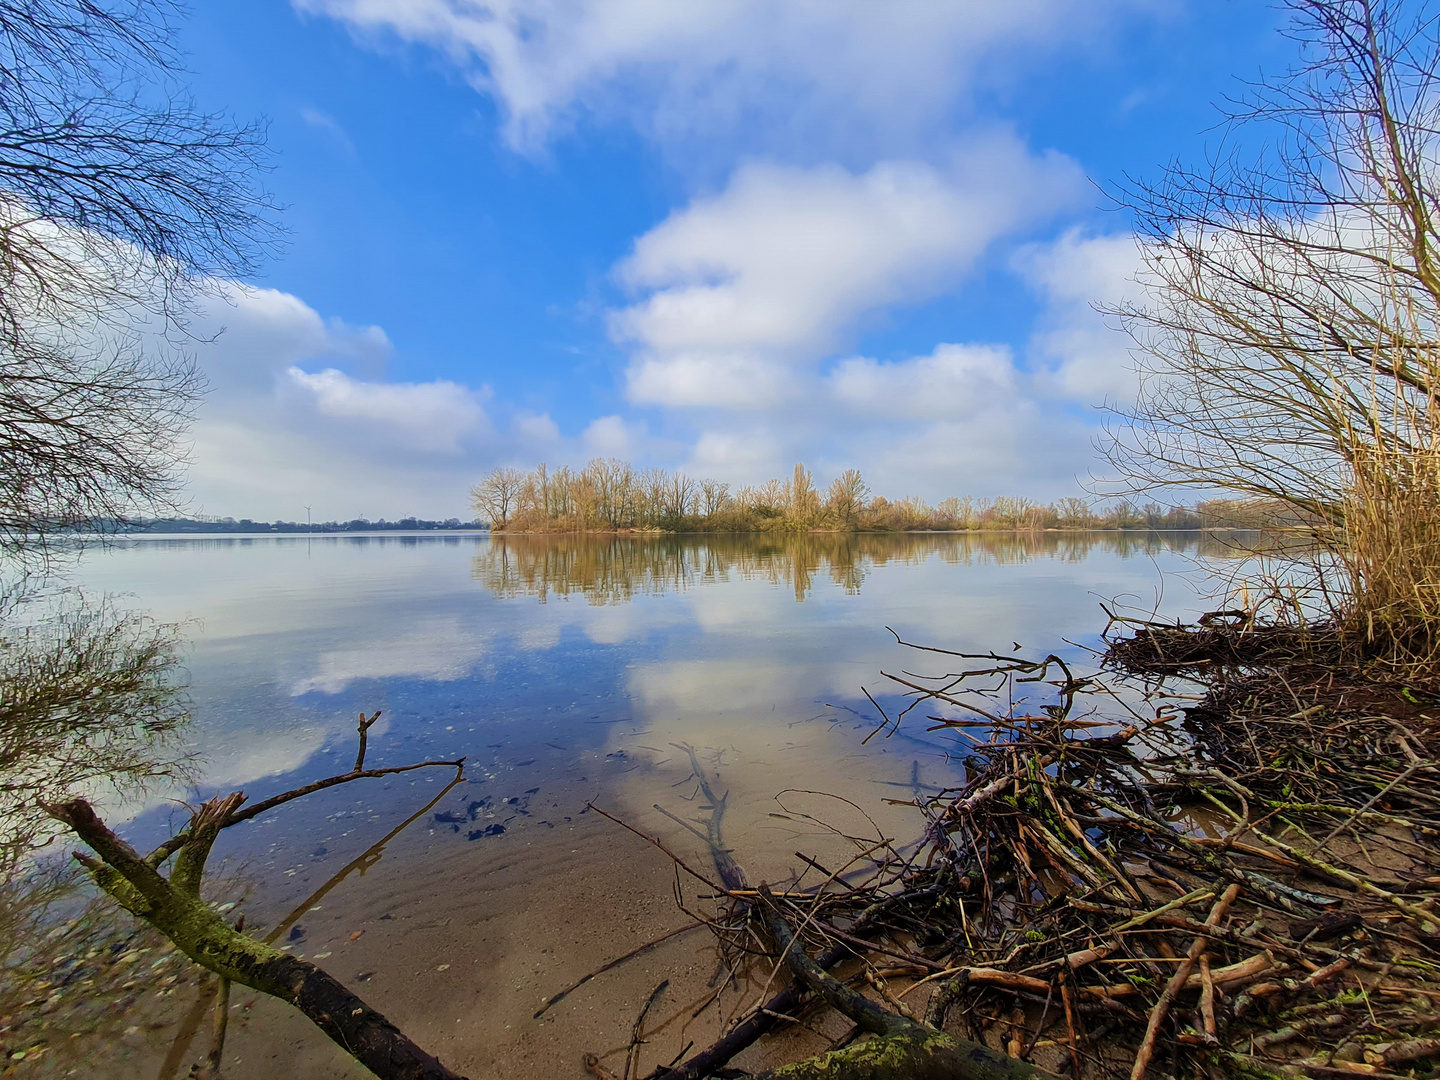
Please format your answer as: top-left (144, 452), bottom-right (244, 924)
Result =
top-left (788, 462), bottom-right (819, 524)
top-left (470, 466), bottom-right (522, 529)
top-left (755, 476), bottom-right (785, 517)
top-left (637, 466), bottom-right (667, 527)
top-left (1102, 0), bottom-right (1440, 653)
top-left (826, 468), bottom-right (869, 527)
top-left (583, 457), bottom-right (632, 528)
top-left (664, 471), bottom-right (696, 525)
top-left (699, 477), bottom-right (730, 517)
top-left (1052, 496), bottom-right (1093, 530)
top-left (0, 0), bottom-right (275, 556)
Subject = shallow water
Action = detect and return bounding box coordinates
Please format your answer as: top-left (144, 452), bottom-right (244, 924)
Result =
top-left (63, 531), bottom-right (1231, 1079)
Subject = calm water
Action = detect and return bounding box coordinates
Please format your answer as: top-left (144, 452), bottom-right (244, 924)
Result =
top-left (63, 531), bottom-right (1234, 1078)
top-left (63, 531), bottom-right (1237, 859)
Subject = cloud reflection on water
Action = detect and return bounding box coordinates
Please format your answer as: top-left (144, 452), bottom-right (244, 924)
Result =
top-left (66, 530), bottom-right (1234, 844)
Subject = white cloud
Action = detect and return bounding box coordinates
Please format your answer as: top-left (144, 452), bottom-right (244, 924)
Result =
top-left (665, 333), bottom-right (1101, 498)
top-left (512, 411), bottom-right (562, 447)
top-left (285, 366), bottom-right (487, 453)
top-left (582, 414), bottom-right (642, 458)
top-left (613, 140), bottom-right (1084, 409)
top-left (1014, 229), bottom-right (1145, 402)
top-left (687, 427), bottom-right (784, 482)
top-left (277, 1), bottom-right (1170, 499)
top-left (175, 216), bottom-right (1129, 518)
top-left (175, 284), bottom-right (502, 519)
top-left (294, 0), bottom-right (1158, 157)
top-left (829, 344), bottom-right (1017, 421)
top-left (626, 352), bottom-right (799, 410)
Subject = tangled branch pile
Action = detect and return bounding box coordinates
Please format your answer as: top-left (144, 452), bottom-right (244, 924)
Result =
top-left (615, 632), bottom-right (1440, 1080)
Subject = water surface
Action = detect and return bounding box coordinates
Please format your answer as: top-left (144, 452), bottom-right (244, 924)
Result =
top-left (66, 531), bottom-right (1228, 1079)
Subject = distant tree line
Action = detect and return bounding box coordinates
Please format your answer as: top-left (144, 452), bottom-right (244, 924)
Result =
top-left (470, 460), bottom-right (1282, 533)
top-left (116, 516), bottom-right (484, 534)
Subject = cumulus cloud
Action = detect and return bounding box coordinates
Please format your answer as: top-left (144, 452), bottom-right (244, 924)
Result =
top-left (829, 344), bottom-right (1018, 421)
top-left (177, 284), bottom-right (499, 519)
top-left (688, 427), bottom-right (785, 482)
top-left (1014, 229), bottom-right (1146, 402)
top-left (612, 140), bottom-right (1084, 409)
top-left (625, 353), bottom-right (798, 410)
top-left (275, 1), bottom-right (1166, 500)
top-left (582, 414), bottom-right (643, 458)
top-left (285, 366), bottom-right (487, 452)
top-left (584, 134), bottom-right (1116, 497)
top-left (668, 339), bottom-right (1093, 499)
top-left (293, 0), bottom-right (1156, 156)
top-left (512, 411), bottom-right (562, 448)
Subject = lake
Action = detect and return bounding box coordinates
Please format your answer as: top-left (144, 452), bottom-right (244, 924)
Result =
top-left (66, 531), bottom-right (1230, 1079)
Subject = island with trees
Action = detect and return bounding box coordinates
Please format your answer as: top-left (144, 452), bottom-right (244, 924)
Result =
top-left (470, 459), bottom-right (1287, 534)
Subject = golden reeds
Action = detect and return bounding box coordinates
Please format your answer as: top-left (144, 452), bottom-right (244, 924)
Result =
top-left (1341, 442), bottom-right (1440, 671)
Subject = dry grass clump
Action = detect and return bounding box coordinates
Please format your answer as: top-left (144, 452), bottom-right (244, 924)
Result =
top-left (1339, 444), bottom-right (1440, 676)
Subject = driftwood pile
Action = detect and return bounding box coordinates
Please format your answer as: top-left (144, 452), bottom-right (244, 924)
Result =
top-left (591, 629), bottom-right (1440, 1080)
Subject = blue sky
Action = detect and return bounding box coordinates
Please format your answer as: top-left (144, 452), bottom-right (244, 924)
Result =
top-left (168, 0), bottom-right (1292, 521)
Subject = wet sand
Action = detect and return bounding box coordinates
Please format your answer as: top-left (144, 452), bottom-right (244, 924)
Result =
top-left (124, 717), bottom-right (949, 1080)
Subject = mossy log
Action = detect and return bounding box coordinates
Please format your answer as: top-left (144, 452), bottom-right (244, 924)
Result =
top-left (752, 1031), bottom-right (1060, 1080)
top-left (755, 884), bottom-right (1060, 1080)
top-left (49, 795), bottom-right (468, 1080)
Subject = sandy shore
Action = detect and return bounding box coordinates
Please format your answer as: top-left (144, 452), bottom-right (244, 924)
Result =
top-left (104, 717), bottom-right (945, 1080)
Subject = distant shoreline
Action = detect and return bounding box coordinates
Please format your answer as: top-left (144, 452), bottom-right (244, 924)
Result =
top-left (484, 525), bottom-right (1268, 536)
top-left (111, 517), bottom-right (487, 534)
top-left (108, 522), bottom-right (1273, 538)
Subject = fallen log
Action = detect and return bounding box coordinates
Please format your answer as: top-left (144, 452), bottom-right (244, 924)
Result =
top-left (752, 884), bottom-right (1062, 1080)
top-left (49, 796), bottom-right (469, 1080)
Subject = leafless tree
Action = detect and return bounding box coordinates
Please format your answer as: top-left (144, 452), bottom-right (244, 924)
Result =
top-left (582, 457), bottom-right (631, 528)
top-left (0, 0), bottom-right (275, 557)
top-left (1052, 496), bottom-right (1093, 530)
top-left (663, 470), bottom-right (696, 525)
top-left (1104, 7), bottom-right (1436, 502)
top-left (470, 466), bottom-right (523, 529)
top-left (699, 477), bottom-right (730, 517)
top-left (788, 462), bottom-right (819, 524)
top-left (826, 468), bottom-right (869, 527)
top-left (1103, 0), bottom-right (1440, 654)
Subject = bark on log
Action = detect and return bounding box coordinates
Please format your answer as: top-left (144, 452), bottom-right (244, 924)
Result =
top-left (753, 885), bottom-right (1061, 1080)
top-left (49, 798), bottom-right (468, 1080)
top-left (750, 1032), bottom-right (1064, 1080)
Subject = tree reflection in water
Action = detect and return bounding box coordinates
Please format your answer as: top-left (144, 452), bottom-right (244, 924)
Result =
top-left (0, 586), bottom-right (193, 1072)
top-left (471, 530), bottom-right (1256, 605)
